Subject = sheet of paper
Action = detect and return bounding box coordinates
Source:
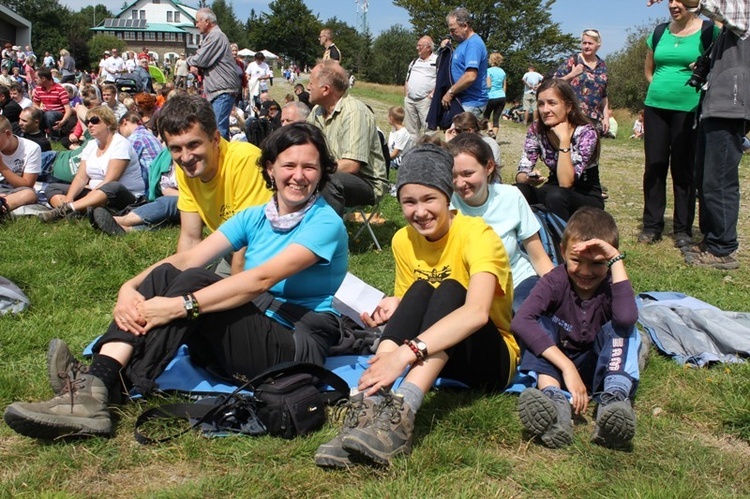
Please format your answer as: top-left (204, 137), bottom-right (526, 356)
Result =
top-left (333, 272), bottom-right (385, 328)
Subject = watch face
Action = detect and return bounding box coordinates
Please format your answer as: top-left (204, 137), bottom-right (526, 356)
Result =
top-left (416, 341), bottom-right (427, 352)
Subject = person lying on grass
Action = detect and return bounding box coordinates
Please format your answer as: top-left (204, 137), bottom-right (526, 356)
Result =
top-left (513, 206), bottom-right (640, 450)
top-left (315, 143), bottom-right (517, 468)
top-left (4, 123), bottom-right (348, 440)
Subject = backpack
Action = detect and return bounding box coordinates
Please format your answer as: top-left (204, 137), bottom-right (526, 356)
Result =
top-left (245, 117), bottom-right (273, 147)
top-left (528, 204), bottom-right (567, 266)
top-left (652, 20), bottom-right (715, 54)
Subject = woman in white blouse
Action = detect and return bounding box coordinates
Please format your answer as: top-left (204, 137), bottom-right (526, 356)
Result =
top-left (40, 106), bottom-right (144, 222)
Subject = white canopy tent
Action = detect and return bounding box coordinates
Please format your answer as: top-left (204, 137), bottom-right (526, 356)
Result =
top-left (237, 48), bottom-right (255, 57)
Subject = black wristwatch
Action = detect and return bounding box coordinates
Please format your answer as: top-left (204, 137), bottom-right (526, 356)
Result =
top-left (182, 294), bottom-right (200, 320)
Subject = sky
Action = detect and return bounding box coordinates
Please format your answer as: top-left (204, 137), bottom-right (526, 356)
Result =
top-left (57, 0), bottom-right (671, 57)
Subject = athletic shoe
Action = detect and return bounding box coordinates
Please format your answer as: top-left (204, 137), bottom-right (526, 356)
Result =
top-left (342, 393), bottom-right (414, 466)
top-left (681, 241), bottom-right (708, 256)
top-left (637, 231), bottom-right (661, 244)
top-left (47, 338), bottom-right (87, 396)
top-left (90, 207), bottom-right (126, 236)
top-left (37, 203), bottom-right (75, 223)
top-left (4, 373), bottom-right (112, 439)
top-left (591, 390), bottom-right (636, 450)
top-left (685, 250), bottom-right (739, 270)
top-left (673, 233), bottom-right (693, 249)
top-left (314, 392), bottom-right (377, 469)
top-left (518, 387), bottom-right (573, 448)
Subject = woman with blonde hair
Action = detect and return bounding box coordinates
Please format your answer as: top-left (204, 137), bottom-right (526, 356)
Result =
top-left (39, 105), bottom-right (144, 222)
top-left (58, 48), bottom-right (76, 84)
top-left (483, 52), bottom-right (507, 138)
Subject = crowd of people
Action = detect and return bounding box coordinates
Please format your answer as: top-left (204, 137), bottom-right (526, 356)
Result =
top-left (0, 0), bottom-right (747, 472)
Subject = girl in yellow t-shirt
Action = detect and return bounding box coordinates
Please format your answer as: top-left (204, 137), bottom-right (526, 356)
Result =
top-left (315, 144), bottom-right (517, 469)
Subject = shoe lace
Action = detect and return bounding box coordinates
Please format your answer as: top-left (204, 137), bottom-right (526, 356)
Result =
top-left (59, 372), bottom-right (87, 411)
top-left (371, 393), bottom-right (403, 430)
top-left (597, 390), bottom-right (628, 406)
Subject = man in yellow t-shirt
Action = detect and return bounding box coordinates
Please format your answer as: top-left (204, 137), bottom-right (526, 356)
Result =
top-left (161, 93), bottom-right (271, 270)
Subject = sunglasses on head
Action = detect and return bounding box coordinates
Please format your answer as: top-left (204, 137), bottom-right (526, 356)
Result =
top-left (85, 116), bottom-right (102, 126)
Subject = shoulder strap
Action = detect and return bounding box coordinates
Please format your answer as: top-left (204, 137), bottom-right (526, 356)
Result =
top-left (652, 22), bottom-right (669, 52)
top-left (700, 19), bottom-right (715, 52)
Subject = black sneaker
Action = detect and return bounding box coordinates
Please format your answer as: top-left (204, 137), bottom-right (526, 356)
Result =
top-left (637, 231), bottom-right (661, 244)
top-left (91, 207), bottom-right (126, 236)
top-left (314, 392), bottom-right (378, 469)
top-left (673, 233), bottom-right (693, 249)
top-left (591, 391), bottom-right (636, 450)
top-left (341, 393), bottom-right (415, 466)
top-left (519, 387), bottom-right (573, 448)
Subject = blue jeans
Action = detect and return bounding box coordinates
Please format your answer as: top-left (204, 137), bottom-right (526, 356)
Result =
top-left (513, 275), bottom-right (539, 315)
top-left (462, 104), bottom-right (486, 121)
top-left (695, 118), bottom-right (746, 256)
top-left (211, 93), bottom-right (235, 140)
top-left (131, 195), bottom-right (179, 230)
top-left (519, 317), bottom-right (641, 402)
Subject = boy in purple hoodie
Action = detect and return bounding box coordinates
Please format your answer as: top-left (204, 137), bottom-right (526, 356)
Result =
top-left (512, 207), bottom-right (640, 450)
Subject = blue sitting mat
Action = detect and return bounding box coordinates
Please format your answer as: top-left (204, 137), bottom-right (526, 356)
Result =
top-left (84, 340), bottom-right (533, 396)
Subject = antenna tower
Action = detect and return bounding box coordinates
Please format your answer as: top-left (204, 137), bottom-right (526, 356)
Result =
top-left (355, 0), bottom-right (369, 34)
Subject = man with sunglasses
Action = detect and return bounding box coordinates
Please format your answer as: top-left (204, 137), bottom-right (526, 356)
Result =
top-left (647, 0), bottom-right (750, 270)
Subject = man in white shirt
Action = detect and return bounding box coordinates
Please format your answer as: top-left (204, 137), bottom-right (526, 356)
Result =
top-left (245, 52), bottom-right (272, 105)
top-left (103, 48), bottom-right (125, 83)
top-left (9, 83), bottom-right (32, 109)
top-left (404, 36), bottom-right (437, 141)
top-left (0, 115), bottom-right (42, 218)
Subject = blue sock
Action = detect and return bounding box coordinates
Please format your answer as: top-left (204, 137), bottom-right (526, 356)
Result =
top-left (603, 374), bottom-right (632, 399)
top-left (395, 381), bottom-right (424, 412)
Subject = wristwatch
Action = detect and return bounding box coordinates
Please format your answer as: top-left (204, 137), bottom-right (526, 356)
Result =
top-left (182, 294), bottom-right (200, 320)
top-left (414, 338), bottom-right (429, 359)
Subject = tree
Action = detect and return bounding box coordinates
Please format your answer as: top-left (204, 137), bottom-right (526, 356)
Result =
top-left (247, 0), bottom-right (322, 68)
top-left (393, 0), bottom-right (579, 98)
top-left (606, 23), bottom-right (658, 112)
top-left (368, 25), bottom-right (414, 85)
top-left (211, 0), bottom-right (248, 49)
top-left (88, 35), bottom-right (128, 68)
top-left (4, 0), bottom-right (71, 56)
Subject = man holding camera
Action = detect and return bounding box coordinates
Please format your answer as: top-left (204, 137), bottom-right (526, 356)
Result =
top-left (648, 0), bottom-right (749, 269)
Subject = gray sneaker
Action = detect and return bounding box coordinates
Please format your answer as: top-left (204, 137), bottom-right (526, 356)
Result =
top-left (4, 373), bottom-right (112, 439)
top-left (341, 393), bottom-right (415, 466)
top-left (38, 203), bottom-right (75, 223)
top-left (47, 339), bottom-right (88, 395)
top-left (591, 391), bottom-right (636, 450)
top-left (518, 387), bottom-right (573, 448)
top-left (314, 392), bottom-right (377, 469)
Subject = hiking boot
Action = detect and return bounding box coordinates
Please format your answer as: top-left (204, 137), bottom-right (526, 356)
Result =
top-left (681, 241), bottom-right (708, 256)
top-left (47, 339), bottom-right (87, 395)
top-left (341, 393), bottom-right (415, 466)
top-left (314, 392), bottom-right (378, 469)
top-left (518, 387), bottom-right (573, 448)
top-left (38, 203), bottom-right (75, 223)
top-left (592, 390), bottom-right (636, 450)
top-left (684, 250), bottom-right (739, 270)
top-left (673, 232), bottom-right (693, 249)
top-left (4, 373), bottom-right (112, 440)
top-left (90, 207), bottom-right (126, 236)
top-left (637, 231), bottom-right (661, 244)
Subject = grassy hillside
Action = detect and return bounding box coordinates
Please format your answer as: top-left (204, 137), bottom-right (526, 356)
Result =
top-left (1, 81), bottom-right (749, 497)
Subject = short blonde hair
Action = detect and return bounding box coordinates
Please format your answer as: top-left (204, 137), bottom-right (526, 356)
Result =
top-left (489, 53), bottom-right (504, 67)
top-left (582, 29), bottom-right (601, 44)
top-left (87, 105), bottom-right (118, 132)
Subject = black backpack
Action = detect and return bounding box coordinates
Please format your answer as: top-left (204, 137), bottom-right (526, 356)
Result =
top-left (246, 117), bottom-right (273, 147)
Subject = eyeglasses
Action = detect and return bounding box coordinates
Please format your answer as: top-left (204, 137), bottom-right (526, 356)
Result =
top-left (583, 28), bottom-right (600, 35)
top-left (85, 116), bottom-right (102, 126)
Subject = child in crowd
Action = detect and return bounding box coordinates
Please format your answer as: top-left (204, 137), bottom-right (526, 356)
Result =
top-left (512, 207), bottom-right (640, 450)
top-left (630, 110), bottom-right (644, 139)
top-left (386, 106), bottom-right (413, 169)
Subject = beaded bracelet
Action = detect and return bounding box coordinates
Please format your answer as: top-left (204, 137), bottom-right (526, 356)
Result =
top-left (404, 339), bottom-right (424, 362)
top-left (607, 252), bottom-right (626, 268)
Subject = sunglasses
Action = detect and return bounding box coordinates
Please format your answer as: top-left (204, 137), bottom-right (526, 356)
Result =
top-left (85, 116), bottom-right (102, 126)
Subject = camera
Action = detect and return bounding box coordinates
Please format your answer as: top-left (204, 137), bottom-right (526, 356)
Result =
top-left (686, 52), bottom-right (711, 90)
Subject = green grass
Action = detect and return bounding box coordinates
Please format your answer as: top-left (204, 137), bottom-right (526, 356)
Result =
top-left (2, 83), bottom-right (750, 497)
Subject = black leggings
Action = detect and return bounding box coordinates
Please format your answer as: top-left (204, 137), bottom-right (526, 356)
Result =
top-left (382, 279), bottom-right (512, 391)
top-left (515, 182), bottom-right (604, 221)
top-left (484, 97), bottom-right (506, 128)
top-left (94, 263), bottom-right (301, 394)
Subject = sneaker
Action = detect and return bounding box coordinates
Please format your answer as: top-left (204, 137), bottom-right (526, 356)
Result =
top-left (37, 203), bottom-right (75, 223)
top-left (637, 231), bottom-right (661, 244)
top-left (685, 250), bottom-right (739, 270)
top-left (341, 393), bottom-right (415, 466)
top-left (314, 393), bottom-right (377, 469)
top-left (673, 233), bottom-right (693, 249)
top-left (47, 339), bottom-right (87, 396)
top-left (91, 207), bottom-right (126, 236)
top-left (518, 387), bottom-right (573, 448)
top-left (591, 391), bottom-right (636, 450)
top-left (4, 373), bottom-right (112, 439)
